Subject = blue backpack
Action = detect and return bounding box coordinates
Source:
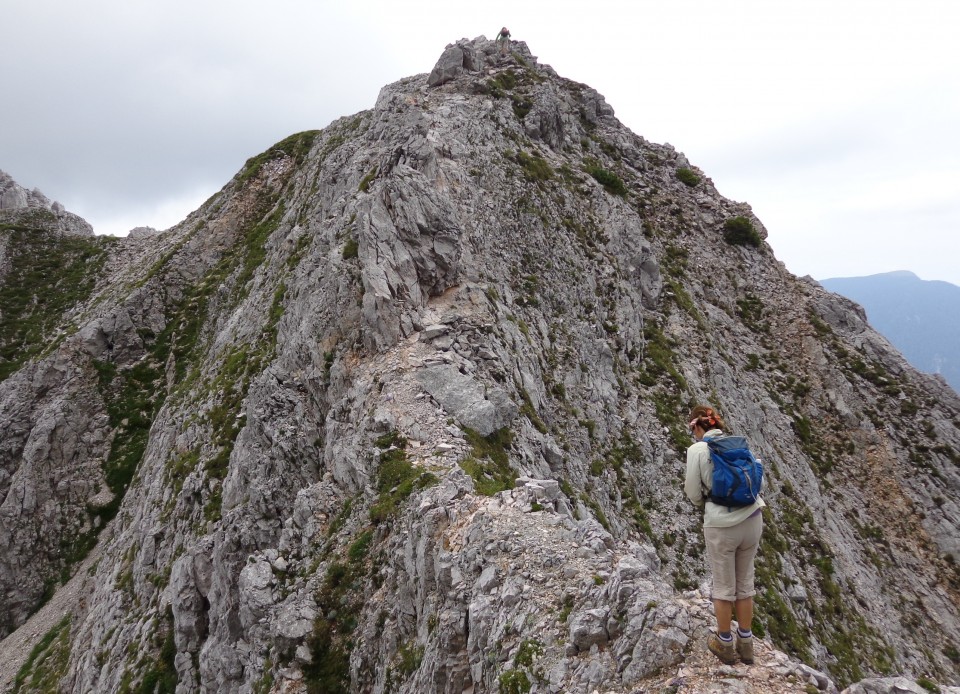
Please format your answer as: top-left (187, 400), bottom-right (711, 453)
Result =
top-left (704, 436), bottom-right (763, 507)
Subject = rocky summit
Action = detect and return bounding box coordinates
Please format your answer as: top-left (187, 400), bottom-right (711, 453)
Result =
top-left (0, 170), bottom-right (93, 238)
top-left (0, 36), bottom-right (958, 694)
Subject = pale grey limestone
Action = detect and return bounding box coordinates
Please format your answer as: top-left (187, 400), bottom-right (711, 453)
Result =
top-left (0, 170), bottom-right (93, 236)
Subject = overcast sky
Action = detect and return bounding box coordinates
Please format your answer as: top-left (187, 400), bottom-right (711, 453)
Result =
top-left (3, 0), bottom-right (958, 284)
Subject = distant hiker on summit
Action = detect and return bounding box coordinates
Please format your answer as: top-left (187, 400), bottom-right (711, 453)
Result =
top-left (496, 26), bottom-right (511, 56)
top-left (684, 405), bottom-right (765, 666)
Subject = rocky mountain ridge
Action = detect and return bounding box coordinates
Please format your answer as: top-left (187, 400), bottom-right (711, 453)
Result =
top-left (0, 36), bottom-right (958, 694)
top-left (820, 271), bottom-right (960, 393)
top-left (0, 170), bottom-right (93, 237)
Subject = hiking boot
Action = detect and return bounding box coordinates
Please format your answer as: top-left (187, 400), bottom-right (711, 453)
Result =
top-left (736, 634), bottom-right (754, 664)
top-left (707, 633), bottom-right (737, 665)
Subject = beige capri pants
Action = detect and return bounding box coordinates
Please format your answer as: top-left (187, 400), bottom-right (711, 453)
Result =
top-left (704, 511), bottom-right (763, 601)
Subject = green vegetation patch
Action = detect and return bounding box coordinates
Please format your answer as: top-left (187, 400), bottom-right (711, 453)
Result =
top-left (753, 506), bottom-right (895, 687)
top-left (676, 167), bottom-right (701, 187)
top-left (305, 552), bottom-right (371, 693)
top-left (580, 493), bottom-right (611, 531)
top-left (514, 639), bottom-right (544, 668)
top-left (637, 322), bottom-right (687, 392)
top-left (513, 150), bottom-right (553, 182)
top-left (499, 668), bottom-right (531, 694)
top-left (12, 616), bottom-right (72, 693)
top-left (305, 564), bottom-right (356, 693)
top-left (200, 330), bottom-right (285, 520)
top-left (489, 69), bottom-right (519, 92)
top-left (585, 165), bottom-right (627, 197)
top-left (518, 387), bottom-right (547, 433)
top-left (723, 216), bottom-right (762, 248)
top-left (347, 529), bottom-right (374, 564)
top-left (158, 197), bottom-right (290, 518)
top-left (808, 554), bottom-right (894, 686)
top-left (238, 130), bottom-right (320, 185)
top-left (92, 357), bottom-right (165, 524)
top-left (342, 236), bottom-right (359, 260)
top-left (0, 228), bottom-right (109, 381)
top-left (235, 203), bottom-right (286, 294)
top-left (396, 641), bottom-right (425, 677)
top-left (369, 432), bottom-right (438, 524)
top-left (510, 94), bottom-right (534, 120)
top-left (121, 608), bottom-right (178, 694)
top-left (752, 509), bottom-right (812, 661)
top-left (736, 294), bottom-right (769, 333)
top-left (662, 244), bottom-right (689, 278)
top-left (358, 166), bottom-right (378, 192)
top-left (459, 427), bottom-right (516, 496)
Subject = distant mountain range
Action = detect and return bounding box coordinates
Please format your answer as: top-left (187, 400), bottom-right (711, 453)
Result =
top-left (820, 271), bottom-right (960, 392)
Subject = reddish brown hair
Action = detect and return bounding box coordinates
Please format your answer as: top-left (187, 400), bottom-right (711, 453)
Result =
top-left (688, 405), bottom-right (726, 432)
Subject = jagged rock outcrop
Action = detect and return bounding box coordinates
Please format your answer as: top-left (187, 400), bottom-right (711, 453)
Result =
top-left (1, 36), bottom-right (959, 694)
top-left (0, 170), bottom-right (93, 237)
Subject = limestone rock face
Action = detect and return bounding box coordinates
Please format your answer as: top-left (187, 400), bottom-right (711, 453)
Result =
top-left (0, 170), bottom-right (93, 236)
top-left (427, 36), bottom-right (505, 87)
top-left (1, 36), bottom-right (959, 694)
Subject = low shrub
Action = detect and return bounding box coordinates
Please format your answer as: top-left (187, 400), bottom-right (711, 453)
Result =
top-left (342, 237), bottom-right (359, 259)
top-left (586, 166), bottom-right (627, 196)
top-left (723, 216), bottom-right (762, 247)
top-left (676, 167), bottom-right (701, 187)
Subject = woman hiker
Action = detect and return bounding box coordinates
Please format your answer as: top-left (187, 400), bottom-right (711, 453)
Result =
top-left (684, 405), bottom-right (765, 665)
top-left (496, 26), bottom-right (511, 56)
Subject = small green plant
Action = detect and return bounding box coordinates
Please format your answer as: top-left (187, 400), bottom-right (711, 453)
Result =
top-left (916, 678), bottom-right (941, 693)
top-left (396, 642), bottom-right (424, 677)
top-left (944, 644), bottom-right (960, 663)
top-left (514, 150), bottom-right (553, 181)
top-left (348, 529), bottom-right (374, 563)
top-left (304, 561), bottom-right (362, 694)
top-left (586, 165), bottom-right (627, 196)
top-left (518, 388), bottom-right (547, 433)
top-left (723, 216), bottom-right (762, 247)
top-left (676, 167), bottom-right (701, 187)
top-left (736, 294), bottom-right (768, 333)
top-left (369, 434), bottom-right (437, 523)
top-left (558, 594), bottom-right (574, 623)
top-left (133, 608), bottom-right (178, 694)
top-left (459, 427), bottom-right (515, 496)
top-left (342, 237), bottom-right (359, 260)
top-left (491, 69), bottom-right (518, 91)
top-left (514, 639), bottom-right (544, 667)
top-left (580, 494), bottom-right (610, 531)
top-left (358, 166), bottom-right (378, 192)
top-left (498, 668), bottom-right (531, 694)
top-left (510, 94), bottom-right (533, 120)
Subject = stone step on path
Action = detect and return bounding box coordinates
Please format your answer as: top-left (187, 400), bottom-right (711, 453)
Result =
top-left (0, 547), bottom-right (100, 693)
